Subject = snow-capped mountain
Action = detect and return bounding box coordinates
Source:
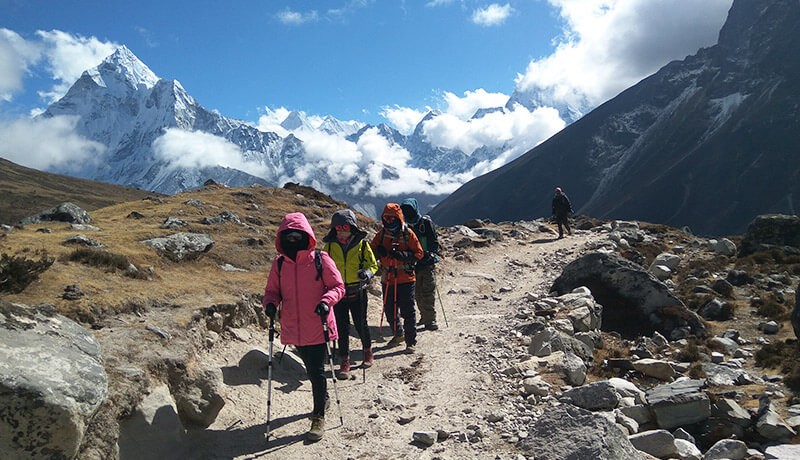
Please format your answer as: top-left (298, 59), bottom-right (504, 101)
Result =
top-left (37, 46), bottom-right (491, 213)
top-left (431, 0), bottom-right (800, 236)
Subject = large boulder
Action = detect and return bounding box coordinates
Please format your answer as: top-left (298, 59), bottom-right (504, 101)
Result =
top-left (19, 202), bottom-right (92, 225)
top-left (792, 280), bottom-right (800, 340)
top-left (739, 214), bottom-right (800, 256)
top-left (646, 379), bottom-right (710, 430)
top-left (551, 252), bottom-right (706, 339)
top-left (142, 233), bottom-right (214, 261)
top-left (518, 404), bottom-right (646, 459)
top-left (0, 301), bottom-right (109, 459)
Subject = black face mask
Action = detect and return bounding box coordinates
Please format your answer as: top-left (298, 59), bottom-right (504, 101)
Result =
top-left (280, 230), bottom-right (309, 260)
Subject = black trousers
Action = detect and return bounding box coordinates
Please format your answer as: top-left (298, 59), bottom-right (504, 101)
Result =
top-left (296, 343), bottom-right (327, 417)
top-left (555, 214), bottom-right (571, 237)
top-left (383, 281), bottom-right (417, 346)
top-left (334, 291), bottom-right (371, 357)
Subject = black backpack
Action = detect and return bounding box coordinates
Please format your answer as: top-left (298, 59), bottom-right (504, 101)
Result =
top-left (276, 249), bottom-right (323, 280)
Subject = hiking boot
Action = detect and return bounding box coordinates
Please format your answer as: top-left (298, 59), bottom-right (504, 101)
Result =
top-left (337, 356), bottom-right (351, 380)
top-left (405, 343), bottom-right (416, 354)
top-left (306, 416), bottom-right (325, 442)
top-left (424, 321), bottom-right (439, 331)
top-left (362, 347), bottom-right (374, 368)
top-left (386, 334), bottom-right (405, 348)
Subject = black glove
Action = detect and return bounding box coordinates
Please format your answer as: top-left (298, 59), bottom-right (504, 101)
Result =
top-left (375, 245), bottom-right (387, 258)
top-left (265, 303), bottom-right (277, 320)
top-left (315, 302), bottom-right (330, 317)
top-left (357, 268), bottom-right (373, 280)
top-left (390, 249), bottom-right (412, 261)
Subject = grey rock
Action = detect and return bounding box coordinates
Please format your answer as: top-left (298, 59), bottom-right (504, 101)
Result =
top-left (712, 238), bottom-right (737, 256)
top-left (756, 406), bottom-right (797, 440)
top-left (412, 431), bottom-right (437, 446)
top-left (646, 379), bottom-right (709, 429)
top-left (674, 438), bottom-right (702, 460)
top-left (161, 217), bottom-right (187, 229)
top-left (739, 214), bottom-right (800, 256)
top-left (0, 301), bottom-right (108, 459)
top-left (608, 378), bottom-right (646, 405)
top-left (559, 381), bottom-right (620, 411)
top-left (704, 438), bottom-right (748, 460)
top-left (142, 232), bottom-right (214, 261)
top-left (19, 202), bottom-right (91, 225)
top-left (632, 358), bottom-right (675, 381)
top-left (712, 398), bottom-right (752, 428)
top-left (517, 404), bottom-right (645, 459)
top-left (672, 427), bottom-right (695, 443)
top-left (765, 444), bottom-right (800, 459)
top-left (172, 368), bottom-right (226, 429)
top-left (698, 297), bottom-right (733, 321)
top-left (628, 429), bottom-right (677, 458)
top-left (118, 383), bottom-right (184, 458)
top-left (550, 252), bottom-right (706, 339)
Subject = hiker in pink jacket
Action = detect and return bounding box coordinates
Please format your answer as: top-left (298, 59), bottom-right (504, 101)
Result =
top-left (262, 212), bottom-right (345, 442)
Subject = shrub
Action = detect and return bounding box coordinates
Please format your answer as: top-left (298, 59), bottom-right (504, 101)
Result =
top-left (675, 340), bottom-right (701, 363)
top-left (752, 296), bottom-right (789, 321)
top-left (64, 247), bottom-right (130, 271)
top-left (0, 252), bottom-right (54, 293)
top-left (754, 341), bottom-right (793, 369)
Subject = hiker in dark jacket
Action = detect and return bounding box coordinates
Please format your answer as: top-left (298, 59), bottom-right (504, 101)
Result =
top-left (370, 203), bottom-right (424, 353)
top-left (551, 187), bottom-right (573, 239)
top-left (322, 209), bottom-right (379, 380)
top-left (400, 198), bottom-right (441, 331)
top-left (262, 212), bottom-right (345, 442)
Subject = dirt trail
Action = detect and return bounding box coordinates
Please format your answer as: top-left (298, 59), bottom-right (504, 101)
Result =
top-left (185, 228), bottom-right (604, 459)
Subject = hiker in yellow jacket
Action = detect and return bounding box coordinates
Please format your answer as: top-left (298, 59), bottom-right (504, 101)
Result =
top-left (322, 209), bottom-right (379, 379)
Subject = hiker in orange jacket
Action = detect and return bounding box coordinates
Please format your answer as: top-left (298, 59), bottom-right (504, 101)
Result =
top-left (262, 212), bottom-right (345, 441)
top-left (370, 203), bottom-right (424, 353)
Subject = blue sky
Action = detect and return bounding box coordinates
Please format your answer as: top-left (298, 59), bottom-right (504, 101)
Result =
top-left (1, 1), bottom-right (734, 196)
top-left (2, 0), bottom-right (732, 128)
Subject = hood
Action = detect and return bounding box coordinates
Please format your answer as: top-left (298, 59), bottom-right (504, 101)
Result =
top-left (276, 212), bottom-right (317, 254)
top-left (382, 203), bottom-right (405, 225)
top-left (322, 209), bottom-right (368, 242)
top-left (400, 197), bottom-right (421, 224)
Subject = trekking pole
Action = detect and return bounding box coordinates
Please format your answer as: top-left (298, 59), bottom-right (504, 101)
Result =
top-left (265, 316), bottom-right (276, 440)
top-left (321, 316), bottom-right (344, 426)
top-left (379, 278), bottom-right (390, 336)
top-left (359, 285), bottom-right (367, 383)
top-left (392, 269), bottom-right (399, 336)
top-left (434, 273), bottom-right (449, 328)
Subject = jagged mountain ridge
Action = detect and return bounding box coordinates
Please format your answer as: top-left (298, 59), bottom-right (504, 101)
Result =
top-left (37, 46), bottom-right (501, 212)
top-left (430, 0), bottom-right (800, 236)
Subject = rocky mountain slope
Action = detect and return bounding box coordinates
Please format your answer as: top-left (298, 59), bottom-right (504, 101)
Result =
top-left (431, 0), bottom-right (800, 237)
top-left (2, 181), bottom-right (800, 458)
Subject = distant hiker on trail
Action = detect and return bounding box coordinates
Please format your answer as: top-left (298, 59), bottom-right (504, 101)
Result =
top-left (262, 212), bottom-right (345, 442)
top-left (371, 203), bottom-right (424, 354)
top-left (551, 187), bottom-right (573, 239)
top-left (400, 198), bottom-right (441, 331)
top-left (321, 209), bottom-right (379, 380)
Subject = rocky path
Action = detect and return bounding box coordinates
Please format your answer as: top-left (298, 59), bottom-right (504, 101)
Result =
top-left (181, 227), bottom-right (604, 459)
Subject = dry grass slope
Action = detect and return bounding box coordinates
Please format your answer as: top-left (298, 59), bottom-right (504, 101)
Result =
top-left (1, 182), bottom-right (378, 324)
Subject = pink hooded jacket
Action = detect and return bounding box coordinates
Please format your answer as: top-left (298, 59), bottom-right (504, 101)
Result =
top-left (262, 212), bottom-right (344, 346)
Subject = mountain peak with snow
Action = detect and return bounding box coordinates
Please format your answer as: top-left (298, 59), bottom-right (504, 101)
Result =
top-left (93, 45), bottom-right (160, 91)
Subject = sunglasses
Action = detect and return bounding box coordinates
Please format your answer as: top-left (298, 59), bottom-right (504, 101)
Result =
top-left (335, 224), bottom-right (351, 232)
top-left (382, 216), bottom-right (398, 222)
top-left (283, 231), bottom-right (304, 242)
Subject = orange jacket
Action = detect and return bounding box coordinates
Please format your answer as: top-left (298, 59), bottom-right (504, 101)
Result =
top-left (370, 203), bottom-right (424, 284)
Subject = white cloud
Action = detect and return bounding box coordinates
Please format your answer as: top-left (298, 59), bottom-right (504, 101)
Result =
top-left (35, 30), bottom-right (118, 104)
top-left (472, 3), bottom-right (514, 27)
top-left (443, 88), bottom-right (509, 120)
top-left (422, 103), bottom-right (564, 155)
top-left (256, 107), bottom-right (292, 136)
top-left (277, 8), bottom-right (320, 25)
top-left (0, 116), bottom-right (106, 171)
top-left (380, 105), bottom-right (428, 135)
top-left (515, 0), bottom-right (732, 112)
top-left (152, 129), bottom-right (270, 177)
top-left (0, 28), bottom-right (42, 102)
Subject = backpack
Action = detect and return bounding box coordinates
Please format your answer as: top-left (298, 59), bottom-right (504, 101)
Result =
top-left (277, 249), bottom-right (322, 280)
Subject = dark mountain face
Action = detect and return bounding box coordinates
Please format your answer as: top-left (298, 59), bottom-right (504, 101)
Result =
top-left (430, 0), bottom-right (800, 236)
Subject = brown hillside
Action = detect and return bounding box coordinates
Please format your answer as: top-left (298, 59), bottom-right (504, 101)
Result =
top-left (0, 182), bottom-right (376, 322)
top-left (0, 157), bottom-right (159, 225)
